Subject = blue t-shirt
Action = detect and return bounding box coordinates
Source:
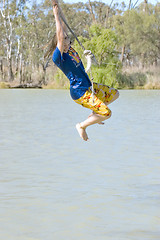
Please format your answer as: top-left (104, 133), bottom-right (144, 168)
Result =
top-left (52, 47), bottom-right (91, 100)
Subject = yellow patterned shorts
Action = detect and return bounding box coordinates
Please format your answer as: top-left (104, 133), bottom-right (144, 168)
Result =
top-left (74, 82), bottom-right (118, 117)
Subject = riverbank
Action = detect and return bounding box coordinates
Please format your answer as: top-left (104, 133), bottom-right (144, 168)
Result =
top-left (1, 81), bottom-right (159, 90)
top-left (0, 67), bottom-right (160, 90)
top-left (120, 66), bottom-right (160, 90)
top-left (0, 82), bottom-right (42, 89)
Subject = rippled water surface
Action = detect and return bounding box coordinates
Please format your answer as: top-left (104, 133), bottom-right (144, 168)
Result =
top-left (0, 89), bottom-right (160, 240)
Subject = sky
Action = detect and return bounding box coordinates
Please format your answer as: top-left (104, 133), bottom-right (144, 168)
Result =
top-left (62, 0), bottom-right (159, 6)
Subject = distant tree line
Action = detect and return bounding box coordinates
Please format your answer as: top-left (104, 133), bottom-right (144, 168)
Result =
top-left (0, 0), bottom-right (160, 88)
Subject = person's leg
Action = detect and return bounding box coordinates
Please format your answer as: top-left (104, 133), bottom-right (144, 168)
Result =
top-left (87, 86), bottom-right (119, 125)
top-left (74, 85), bottom-right (113, 141)
top-left (104, 89), bottom-right (119, 105)
top-left (88, 111), bottom-right (105, 124)
top-left (76, 112), bottom-right (111, 141)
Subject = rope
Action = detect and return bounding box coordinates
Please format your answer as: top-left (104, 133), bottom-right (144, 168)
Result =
top-left (60, 15), bottom-right (97, 105)
top-left (83, 50), bottom-right (95, 104)
top-left (60, 14), bottom-right (86, 51)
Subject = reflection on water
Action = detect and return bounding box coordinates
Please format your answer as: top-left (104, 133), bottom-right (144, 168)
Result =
top-left (0, 89), bottom-right (160, 240)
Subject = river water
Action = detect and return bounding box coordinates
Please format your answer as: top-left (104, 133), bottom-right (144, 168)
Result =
top-left (0, 89), bottom-right (160, 240)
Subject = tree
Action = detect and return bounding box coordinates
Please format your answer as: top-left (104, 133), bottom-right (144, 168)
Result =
top-left (0, 0), bottom-right (159, 88)
top-left (73, 24), bottom-right (121, 87)
top-left (0, 0), bottom-right (14, 81)
top-left (113, 2), bottom-right (160, 67)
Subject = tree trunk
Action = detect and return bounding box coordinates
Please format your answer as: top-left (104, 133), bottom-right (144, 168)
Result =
top-left (8, 56), bottom-right (14, 81)
top-left (120, 45), bottom-right (125, 63)
top-left (140, 53), bottom-right (145, 69)
top-left (105, 0), bottom-right (114, 28)
top-left (105, 7), bottom-right (109, 28)
top-left (0, 59), bottom-right (4, 80)
top-left (144, 0), bottom-right (148, 12)
top-left (19, 54), bottom-right (23, 84)
top-left (88, 0), bottom-right (96, 23)
top-left (99, 3), bottom-right (103, 24)
top-left (0, 1), bottom-right (14, 81)
top-left (43, 64), bottom-right (47, 85)
top-left (15, 39), bottom-right (20, 76)
top-left (153, 59), bottom-right (158, 67)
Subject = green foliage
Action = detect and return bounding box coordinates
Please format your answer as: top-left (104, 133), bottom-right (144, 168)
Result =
top-left (113, 6), bottom-right (160, 65)
top-left (54, 69), bottom-right (69, 89)
top-left (117, 72), bottom-right (147, 89)
top-left (0, 0), bottom-right (160, 88)
top-left (74, 24), bottom-right (121, 87)
top-left (88, 65), bottom-right (118, 88)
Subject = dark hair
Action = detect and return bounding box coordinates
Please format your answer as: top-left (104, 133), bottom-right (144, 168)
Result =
top-left (44, 33), bottom-right (57, 59)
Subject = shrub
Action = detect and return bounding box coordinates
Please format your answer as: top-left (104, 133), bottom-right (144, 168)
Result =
top-left (117, 72), bottom-right (147, 89)
top-left (0, 82), bottom-right (10, 89)
top-left (54, 69), bottom-right (69, 89)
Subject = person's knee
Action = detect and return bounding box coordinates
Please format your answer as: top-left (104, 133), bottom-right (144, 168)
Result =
top-left (111, 90), bottom-right (119, 102)
top-left (104, 109), bottom-right (112, 119)
top-left (115, 90), bottom-right (119, 99)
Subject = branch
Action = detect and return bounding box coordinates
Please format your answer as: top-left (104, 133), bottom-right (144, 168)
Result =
top-left (88, 0), bottom-right (96, 22)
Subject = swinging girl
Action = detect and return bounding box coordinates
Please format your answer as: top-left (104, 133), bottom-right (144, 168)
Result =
top-left (49, 0), bottom-right (119, 141)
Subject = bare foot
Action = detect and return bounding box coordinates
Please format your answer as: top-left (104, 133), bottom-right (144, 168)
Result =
top-left (76, 123), bottom-right (89, 141)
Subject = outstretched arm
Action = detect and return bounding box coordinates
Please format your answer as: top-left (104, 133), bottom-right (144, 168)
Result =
top-left (52, 0), bottom-right (67, 54)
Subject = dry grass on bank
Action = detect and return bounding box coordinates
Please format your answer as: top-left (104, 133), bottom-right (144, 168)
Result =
top-left (0, 82), bottom-right (11, 89)
top-left (122, 66), bottom-right (160, 89)
top-left (0, 66), bottom-right (160, 90)
top-left (43, 67), bottom-right (69, 89)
